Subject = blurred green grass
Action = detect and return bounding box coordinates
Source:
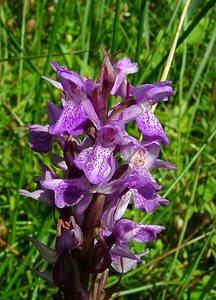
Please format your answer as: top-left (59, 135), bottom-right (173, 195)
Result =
top-left (0, 0), bottom-right (216, 299)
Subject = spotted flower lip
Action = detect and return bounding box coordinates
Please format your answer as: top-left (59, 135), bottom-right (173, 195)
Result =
top-left (74, 140), bottom-right (116, 185)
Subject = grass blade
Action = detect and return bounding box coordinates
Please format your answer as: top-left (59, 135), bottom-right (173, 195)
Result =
top-left (152, 0), bottom-right (192, 113)
top-left (135, 0), bottom-right (147, 63)
top-left (177, 231), bottom-right (214, 299)
top-left (147, 0), bottom-right (215, 81)
top-left (112, 0), bottom-right (121, 54)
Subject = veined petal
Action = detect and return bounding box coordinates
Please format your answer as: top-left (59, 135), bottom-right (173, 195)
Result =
top-left (102, 191), bottom-right (131, 231)
top-left (152, 159), bottom-right (177, 170)
top-left (136, 108), bottom-right (169, 145)
top-left (111, 243), bottom-right (137, 261)
top-left (123, 165), bottom-right (161, 192)
top-left (132, 189), bottom-right (169, 213)
top-left (114, 191), bottom-right (132, 222)
top-left (133, 225), bottom-right (165, 243)
top-left (42, 177), bottom-right (90, 208)
top-left (74, 142), bottom-right (115, 185)
top-left (50, 154), bottom-right (68, 172)
top-left (82, 98), bottom-right (102, 129)
top-left (49, 102), bottom-right (86, 135)
top-left (110, 73), bottom-right (124, 95)
top-left (84, 79), bottom-right (99, 94)
top-left (50, 61), bottom-right (85, 99)
top-left (128, 142), bottom-right (160, 170)
top-left (114, 219), bottom-right (164, 244)
top-left (120, 104), bottom-right (143, 124)
top-left (41, 164), bottom-right (58, 181)
top-left (47, 101), bottom-right (62, 126)
top-left (74, 193), bottom-right (93, 217)
top-left (111, 250), bottom-right (149, 273)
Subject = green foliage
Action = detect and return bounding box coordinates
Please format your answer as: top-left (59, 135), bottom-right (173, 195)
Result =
top-left (0, 0), bottom-right (215, 299)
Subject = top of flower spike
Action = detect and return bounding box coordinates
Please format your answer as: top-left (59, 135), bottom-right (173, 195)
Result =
top-left (44, 61), bottom-right (98, 99)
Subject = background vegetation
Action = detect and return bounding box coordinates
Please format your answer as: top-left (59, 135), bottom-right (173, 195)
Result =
top-left (0, 0), bottom-right (215, 299)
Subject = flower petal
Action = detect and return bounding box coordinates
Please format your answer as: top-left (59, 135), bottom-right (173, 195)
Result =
top-left (136, 108), bottom-right (169, 145)
top-left (111, 250), bottom-right (149, 273)
top-left (74, 143), bottom-right (115, 185)
top-left (47, 101), bottom-right (62, 126)
top-left (110, 73), bottom-right (124, 95)
top-left (114, 57), bottom-right (138, 75)
top-left (57, 217), bottom-right (83, 254)
top-left (49, 102), bottom-right (86, 135)
top-left (132, 189), bottom-right (169, 213)
top-left (18, 189), bottom-right (54, 206)
top-left (132, 81), bottom-right (173, 105)
top-left (42, 76), bottom-right (63, 90)
top-left (152, 159), bottom-right (177, 170)
top-left (29, 125), bottom-right (52, 153)
top-left (133, 225), bottom-right (165, 243)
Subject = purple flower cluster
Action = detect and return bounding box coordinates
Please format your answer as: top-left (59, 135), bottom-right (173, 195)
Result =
top-left (20, 50), bottom-right (175, 298)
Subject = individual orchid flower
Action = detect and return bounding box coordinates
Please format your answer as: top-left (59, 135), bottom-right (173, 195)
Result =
top-left (110, 57), bottom-right (138, 99)
top-left (102, 192), bottom-right (164, 272)
top-left (43, 62), bottom-right (101, 136)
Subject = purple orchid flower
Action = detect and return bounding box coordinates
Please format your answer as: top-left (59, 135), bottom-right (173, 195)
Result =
top-left (43, 62), bottom-right (101, 136)
top-left (20, 51), bottom-right (176, 298)
top-left (110, 57), bottom-right (138, 99)
top-left (102, 192), bottom-right (164, 273)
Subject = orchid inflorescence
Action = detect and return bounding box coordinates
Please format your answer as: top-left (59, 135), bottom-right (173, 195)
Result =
top-left (19, 49), bottom-right (175, 299)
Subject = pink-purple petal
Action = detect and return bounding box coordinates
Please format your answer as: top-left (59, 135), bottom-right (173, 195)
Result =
top-left (49, 102), bottom-right (86, 135)
top-left (114, 57), bottom-right (138, 75)
top-left (42, 76), bottom-right (63, 90)
top-left (132, 189), bottom-right (169, 213)
top-left (136, 108), bottom-right (169, 145)
top-left (29, 124), bottom-right (52, 153)
top-left (74, 143), bottom-right (115, 185)
top-left (132, 81), bottom-right (173, 105)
